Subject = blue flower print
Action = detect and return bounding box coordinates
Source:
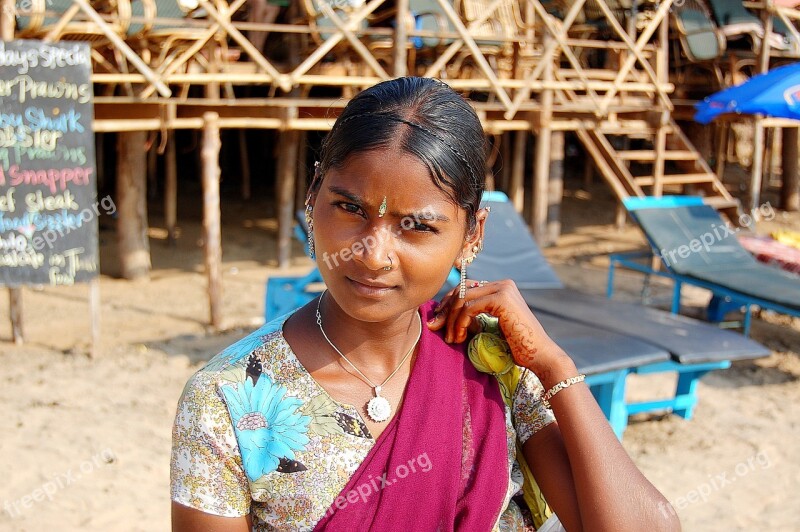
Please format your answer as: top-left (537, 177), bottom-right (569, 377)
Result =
top-left (220, 375), bottom-right (311, 481)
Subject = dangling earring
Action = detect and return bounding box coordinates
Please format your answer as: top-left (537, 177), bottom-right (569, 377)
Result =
top-left (458, 245), bottom-right (480, 299)
top-left (305, 205), bottom-right (315, 258)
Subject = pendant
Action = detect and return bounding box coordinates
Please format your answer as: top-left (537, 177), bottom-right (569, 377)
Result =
top-left (366, 386), bottom-right (392, 423)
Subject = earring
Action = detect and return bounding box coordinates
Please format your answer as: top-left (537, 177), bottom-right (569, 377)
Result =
top-left (458, 246), bottom-right (480, 299)
top-left (305, 205), bottom-right (315, 258)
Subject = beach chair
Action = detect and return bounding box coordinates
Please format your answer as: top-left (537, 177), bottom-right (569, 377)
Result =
top-left (707, 0), bottom-right (792, 50)
top-left (459, 192), bottom-right (768, 429)
top-left (608, 196), bottom-right (800, 336)
top-left (669, 0), bottom-right (726, 96)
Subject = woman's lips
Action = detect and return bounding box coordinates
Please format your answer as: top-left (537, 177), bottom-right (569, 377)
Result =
top-left (346, 277), bottom-right (397, 297)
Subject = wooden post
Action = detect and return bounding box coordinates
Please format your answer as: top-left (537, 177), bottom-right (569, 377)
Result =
top-left (147, 137), bottom-right (158, 199)
top-left (547, 131), bottom-right (564, 244)
top-left (781, 126), bottom-right (799, 211)
top-left (531, 35), bottom-right (554, 243)
top-left (117, 131), bottom-right (151, 279)
top-left (89, 278), bottom-right (100, 357)
top-left (394, 0), bottom-right (409, 77)
top-left (500, 132), bottom-right (511, 192)
top-left (239, 130), bottom-right (251, 201)
top-left (8, 288), bottom-right (22, 345)
top-left (0, 0), bottom-right (13, 38)
top-left (510, 131), bottom-right (526, 212)
top-left (2, 0), bottom-right (23, 344)
top-left (277, 125), bottom-right (299, 269)
top-left (165, 132), bottom-right (178, 243)
top-left (751, 118), bottom-right (765, 212)
top-left (202, 113), bottom-right (223, 330)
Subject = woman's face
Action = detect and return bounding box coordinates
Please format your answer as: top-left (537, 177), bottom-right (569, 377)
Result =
top-left (311, 147), bottom-right (484, 323)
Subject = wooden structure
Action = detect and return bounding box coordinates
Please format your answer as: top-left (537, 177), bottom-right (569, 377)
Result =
top-left (9, 0), bottom-right (799, 324)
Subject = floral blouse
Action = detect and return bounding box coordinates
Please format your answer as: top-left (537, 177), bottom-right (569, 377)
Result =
top-left (170, 312), bottom-right (555, 531)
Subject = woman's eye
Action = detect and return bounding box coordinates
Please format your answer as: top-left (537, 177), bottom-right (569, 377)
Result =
top-left (401, 220), bottom-right (437, 233)
top-left (336, 202), bottom-right (363, 215)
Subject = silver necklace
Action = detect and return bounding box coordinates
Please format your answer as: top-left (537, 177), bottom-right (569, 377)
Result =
top-left (315, 292), bottom-right (422, 423)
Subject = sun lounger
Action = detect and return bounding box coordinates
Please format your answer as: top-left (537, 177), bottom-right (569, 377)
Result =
top-left (609, 196), bottom-right (800, 336)
top-left (455, 193), bottom-right (768, 429)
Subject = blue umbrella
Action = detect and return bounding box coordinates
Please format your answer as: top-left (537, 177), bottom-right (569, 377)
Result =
top-left (695, 61), bottom-right (800, 124)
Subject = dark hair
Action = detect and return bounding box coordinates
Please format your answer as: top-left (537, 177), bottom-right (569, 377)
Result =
top-left (315, 77), bottom-right (487, 232)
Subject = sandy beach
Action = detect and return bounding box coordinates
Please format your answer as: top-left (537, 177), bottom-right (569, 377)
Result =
top-left (0, 182), bottom-right (798, 532)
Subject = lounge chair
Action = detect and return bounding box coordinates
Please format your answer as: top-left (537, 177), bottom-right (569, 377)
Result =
top-left (266, 193), bottom-right (768, 436)
top-left (608, 196), bottom-right (800, 336)
top-left (707, 0), bottom-right (792, 50)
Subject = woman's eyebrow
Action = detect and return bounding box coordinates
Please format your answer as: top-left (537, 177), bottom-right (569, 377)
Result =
top-left (399, 210), bottom-right (450, 223)
top-left (327, 186), bottom-right (362, 203)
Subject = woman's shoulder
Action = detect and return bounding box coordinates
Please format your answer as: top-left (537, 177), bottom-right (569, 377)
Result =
top-left (179, 311), bottom-right (295, 398)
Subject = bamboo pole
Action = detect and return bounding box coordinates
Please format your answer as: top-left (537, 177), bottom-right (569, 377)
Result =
top-left (117, 131), bottom-right (151, 280)
top-left (394, 0), bottom-right (409, 77)
top-left (239, 130), bottom-right (251, 201)
top-left (751, 119), bottom-right (766, 212)
top-left (72, 0), bottom-right (171, 97)
top-left (547, 131), bottom-right (564, 244)
top-left (89, 278), bottom-right (100, 358)
top-left (781, 126), bottom-right (799, 211)
top-left (165, 132), bottom-right (178, 243)
top-left (510, 131), bottom-right (526, 212)
top-left (532, 34), bottom-right (554, 243)
top-left (1, 0), bottom-right (23, 345)
top-left (277, 125), bottom-right (299, 269)
top-left (202, 113), bottom-right (223, 330)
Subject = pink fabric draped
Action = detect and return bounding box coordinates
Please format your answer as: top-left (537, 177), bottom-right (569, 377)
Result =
top-left (313, 301), bottom-right (510, 531)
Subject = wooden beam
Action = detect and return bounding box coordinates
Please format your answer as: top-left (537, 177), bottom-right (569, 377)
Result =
top-left (202, 113), bottom-right (223, 329)
top-left (72, 0), bottom-right (171, 97)
top-left (117, 131), bottom-right (152, 280)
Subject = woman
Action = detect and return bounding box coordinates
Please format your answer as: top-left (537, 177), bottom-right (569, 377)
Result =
top-left (171, 77), bottom-right (680, 531)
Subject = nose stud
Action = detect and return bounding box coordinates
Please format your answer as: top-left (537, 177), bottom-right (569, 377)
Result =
top-left (383, 255), bottom-right (393, 271)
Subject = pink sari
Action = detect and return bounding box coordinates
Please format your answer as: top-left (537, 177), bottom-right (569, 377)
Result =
top-left (313, 301), bottom-right (510, 531)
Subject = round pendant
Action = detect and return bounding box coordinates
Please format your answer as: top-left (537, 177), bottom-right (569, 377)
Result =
top-left (366, 395), bottom-right (392, 423)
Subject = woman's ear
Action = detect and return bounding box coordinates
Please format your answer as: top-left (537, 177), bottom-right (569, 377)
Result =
top-left (453, 207), bottom-right (489, 268)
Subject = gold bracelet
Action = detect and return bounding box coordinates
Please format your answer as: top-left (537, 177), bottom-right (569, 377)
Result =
top-left (541, 374), bottom-right (586, 410)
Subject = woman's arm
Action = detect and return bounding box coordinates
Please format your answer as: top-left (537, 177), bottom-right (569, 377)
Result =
top-left (172, 502), bottom-right (252, 532)
top-left (429, 280), bottom-right (680, 531)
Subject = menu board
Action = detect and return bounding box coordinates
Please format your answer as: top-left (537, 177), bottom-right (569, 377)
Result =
top-left (0, 40), bottom-right (98, 287)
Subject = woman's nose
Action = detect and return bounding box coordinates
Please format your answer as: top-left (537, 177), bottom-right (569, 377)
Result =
top-left (354, 224), bottom-right (395, 271)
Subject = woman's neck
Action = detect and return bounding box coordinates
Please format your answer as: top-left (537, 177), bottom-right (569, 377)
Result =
top-left (316, 292), bottom-right (421, 373)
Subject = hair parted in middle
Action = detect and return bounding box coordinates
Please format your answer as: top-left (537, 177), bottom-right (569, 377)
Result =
top-left (312, 77), bottom-right (488, 232)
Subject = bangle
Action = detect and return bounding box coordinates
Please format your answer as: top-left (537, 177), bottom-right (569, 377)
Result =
top-left (541, 374), bottom-right (585, 410)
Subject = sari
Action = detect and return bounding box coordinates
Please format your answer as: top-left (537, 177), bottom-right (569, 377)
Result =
top-left (313, 301), bottom-right (510, 530)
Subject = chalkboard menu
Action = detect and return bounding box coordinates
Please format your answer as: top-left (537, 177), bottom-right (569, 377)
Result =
top-left (0, 40), bottom-right (98, 287)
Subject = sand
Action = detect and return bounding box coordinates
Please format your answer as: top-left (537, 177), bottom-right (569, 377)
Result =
top-left (0, 184), bottom-right (798, 532)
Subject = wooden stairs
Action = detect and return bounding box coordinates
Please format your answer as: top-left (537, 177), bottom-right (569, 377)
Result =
top-left (575, 114), bottom-right (741, 219)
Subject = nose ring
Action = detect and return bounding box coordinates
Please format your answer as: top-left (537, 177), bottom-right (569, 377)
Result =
top-left (383, 256), bottom-right (393, 271)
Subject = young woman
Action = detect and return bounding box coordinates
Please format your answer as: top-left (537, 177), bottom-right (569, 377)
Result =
top-left (171, 77), bottom-right (680, 531)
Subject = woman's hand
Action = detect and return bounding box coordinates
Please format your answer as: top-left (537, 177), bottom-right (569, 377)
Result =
top-left (427, 279), bottom-right (573, 379)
